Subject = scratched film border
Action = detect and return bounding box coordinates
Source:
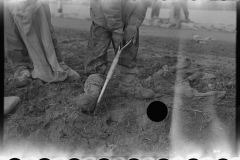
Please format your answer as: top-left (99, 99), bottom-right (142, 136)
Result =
top-left (2, 0), bottom-right (239, 159)
top-left (2, 0), bottom-right (5, 155)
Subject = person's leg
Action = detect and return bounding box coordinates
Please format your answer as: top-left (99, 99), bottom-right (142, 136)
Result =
top-left (4, 4), bottom-right (31, 71)
top-left (180, 1), bottom-right (189, 22)
top-left (112, 27), bottom-right (154, 99)
top-left (42, 2), bottom-right (63, 63)
top-left (151, 0), bottom-right (161, 19)
top-left (85, 23), bottom-right (112, 76)
top-left (173, 1), bottom-right (181, 28)
top-left (76, 22), bottom-right (112, 113)
top-left (42, 2), bottom-right (80, 81)
top-left (4, 4), bottom-right (32, 87)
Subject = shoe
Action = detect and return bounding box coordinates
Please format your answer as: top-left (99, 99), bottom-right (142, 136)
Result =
top-left (118, 66), bottom-right (154, 99)
top-left (75, 74), bottom-right (105, 113)
top-left (13, 66), bottom-right (32, 88)
top-left (59, 62), bottom-right (80, 82)
top-left (4, 96), bottom-right (20, 115)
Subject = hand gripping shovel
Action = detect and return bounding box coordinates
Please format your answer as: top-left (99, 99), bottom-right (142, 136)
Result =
top-left (92, 39), bottom-right (133, 115)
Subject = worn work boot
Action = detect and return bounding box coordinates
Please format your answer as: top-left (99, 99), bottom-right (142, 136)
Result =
top-left (59, 62), bottom-right (80, 82)
top-left (76, 74), bottom-right (105, 113)
top-left (13, 66), bottom-right (32, 88)
top-left (118, 66), bottom-right (154, 99)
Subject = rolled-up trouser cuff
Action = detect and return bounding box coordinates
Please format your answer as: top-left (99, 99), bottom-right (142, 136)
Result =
top-left (118, 58), bottom-right (136, 69)
top-left (85, 61), bottom-right (108, 76)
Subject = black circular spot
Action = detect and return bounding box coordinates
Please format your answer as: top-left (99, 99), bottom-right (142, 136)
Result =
top-left (147, 101), bottom-right (168, 122)
top-left (129, 158), bottom-right (138, 160)
top-left (69, 158), bottom-right (79, 160)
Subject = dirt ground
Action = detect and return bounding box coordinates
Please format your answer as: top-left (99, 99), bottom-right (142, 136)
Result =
top-left (4, 18), bottom-right (236, 158)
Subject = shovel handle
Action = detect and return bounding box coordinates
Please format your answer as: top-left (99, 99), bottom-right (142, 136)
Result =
top-left (93, 39), bottom-right (133, 115)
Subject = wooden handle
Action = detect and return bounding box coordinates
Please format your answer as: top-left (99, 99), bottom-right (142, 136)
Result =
top-left (93, 40), bottom-right (133, 115)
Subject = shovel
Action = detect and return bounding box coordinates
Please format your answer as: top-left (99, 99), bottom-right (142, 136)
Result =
top-left (92, 39), bottom-right (133, 115)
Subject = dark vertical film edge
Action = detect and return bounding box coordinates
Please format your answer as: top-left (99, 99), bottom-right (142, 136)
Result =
top-left (236, 0), bottom-right (240, 157)
top-left (0, 0), bottom-right (4, 154)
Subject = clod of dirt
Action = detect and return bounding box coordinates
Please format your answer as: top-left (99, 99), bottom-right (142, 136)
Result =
top-left (150, 67), bottom-right (175, 95)
top-left (175, 81), bottom-right (194, 98)
top-left (150, 57), bottom-right (192, 88)
top-left (13, 78), bottom-right (32, 88)
top-left (106, 116), bottom-right (114, 126)
top-left (193, 35), bottom-right (214, 44)
top-left (183, 89), bottom-right (194, 98)
top-left (33, 79), bottom-right (44, 86)
top-left (152, 70), bottom-right (175, 86)
top-left (176, 57), bottom-right (192, 70)
top-left (188, 72), bottom-right (216, 81)
top-left (188, 72), bottom-right (204, 81)
top-left (154, 65), bottom-right (176, 82)
top-left (194, 90), bottom-right (226, 99)
top-left (161, 73), bottom-right (175, 85)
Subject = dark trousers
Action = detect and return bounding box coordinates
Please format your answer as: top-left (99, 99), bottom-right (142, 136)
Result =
top-left (4, 2), bottom-right (63, 72)
top-left (85, 22), bottom-right (139, 76)
top-left (174, 1), bottom-right (189, 21)
top-left (151, 0), bottom-right (162, 19)
top-left (180, 1), bottom-right (189, 20)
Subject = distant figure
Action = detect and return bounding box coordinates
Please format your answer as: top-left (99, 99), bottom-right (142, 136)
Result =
top-left (151, 0), bottom-right (162, 19)
top-left (169, 0), bottom-right (190, 28)
top-left (179, 0), bottom-right (190, 23)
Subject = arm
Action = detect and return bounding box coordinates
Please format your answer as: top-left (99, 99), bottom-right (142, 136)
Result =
top-left (127, 0), bottom-right (148, 28)
top-left (101, 0), bottom-right (124, 34)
